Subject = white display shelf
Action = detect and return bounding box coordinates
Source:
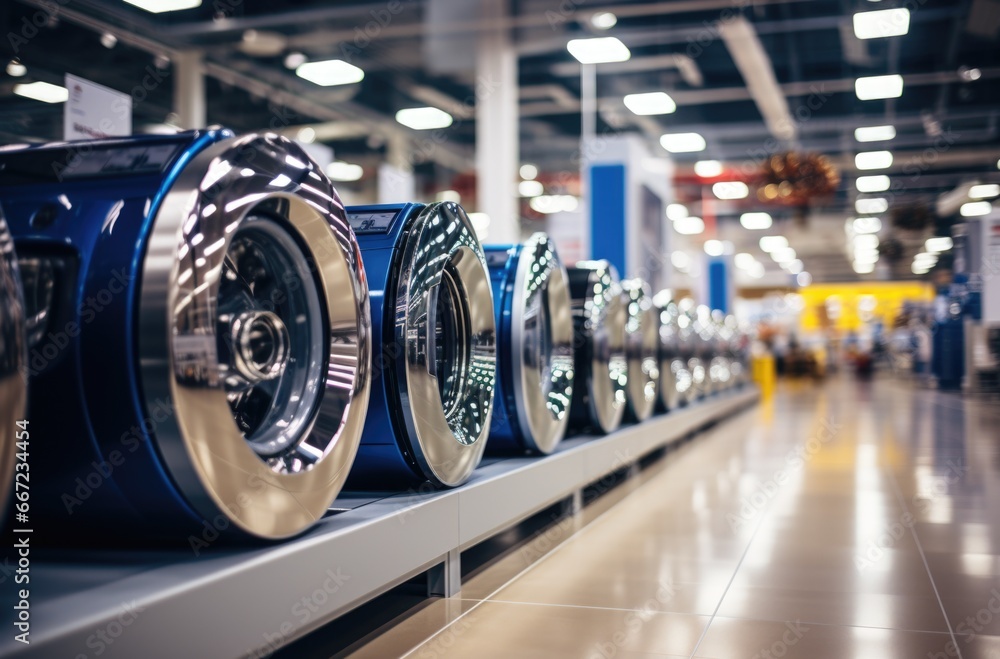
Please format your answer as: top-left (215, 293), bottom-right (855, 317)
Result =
top-left (3, 388), bottom-right (758, 659)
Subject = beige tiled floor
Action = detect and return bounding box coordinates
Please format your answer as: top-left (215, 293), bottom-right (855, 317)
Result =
top-left (346, 378), bottom-right (1000, 658)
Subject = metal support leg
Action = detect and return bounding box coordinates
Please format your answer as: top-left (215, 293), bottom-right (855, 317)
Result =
top-left (563, 489), bottom-right (583, 517)
top-left (428, 548), bottom-right (461, 598)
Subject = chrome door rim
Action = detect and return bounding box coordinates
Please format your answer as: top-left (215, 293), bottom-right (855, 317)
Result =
top-left (622, 279), bottom-right (659, 421)
top-left (574, 261), bottom-right (627, 434)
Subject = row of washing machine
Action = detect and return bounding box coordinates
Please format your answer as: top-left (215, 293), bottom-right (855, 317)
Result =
top-left (0, 129), bottom-right (747, 545)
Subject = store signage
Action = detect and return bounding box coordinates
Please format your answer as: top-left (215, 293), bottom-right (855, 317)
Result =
top-left (64, 74), bottom-right (131, 141)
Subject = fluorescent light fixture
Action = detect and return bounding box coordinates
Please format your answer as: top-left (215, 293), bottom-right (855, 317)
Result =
top-left (704, 240), bottom-right (725, 256)
top-left (623, 92), bottom-right (676, 115)
top-left (6, 60), bottom-right (26, 77)
top-left (759, 235), bottom-right (788, 252)
top-left (395, 107), bottom-right (453, 130)
top-left (855, 151), bottom-right (893, 170)
top-left (961, 201), bottom-right (992, 217)
top-left (566, 37), bottom-right (631, 64)
top-left (591, 11), bottom-right (618, 29)
top-left (856, 197), bottom-right (888, 214)
top-left (926, 236), bottom-right (953, 253)
top-left (13, 81), bottom-right (68, 104)
top-left (735, 253), bottom-right (756, 269)
top-left (529, 195), bottom-right (579, 214)
top-left (740, 212), bottom-right (772, 230)
top-left (123, 0), bottom-right (201, 11)
top-left (712, 181), bottom-right (749, 200)
top-left (295, 59), bottom-right (364, 86)
top-left (853, 8), bottom-right (910, 39)
top-left (785, 259), bottom-right (804, 275)
top-left (853, 216), bottom-right (882, 234)
top-left (671, 251), bottom-right (691, 270)
top-left (674, 216), bottom-right (705, 235)
top-left (325, 161), bottom-right (363, 182)
top-left (666, 203), bottom-right (689, 221)
top-left (771, 247), bottom-right (797, 263)
top-left (660, 132), bottom-right (706, 153)
top-left (853, 261), bottom-right (876, 274)
top-left (855, 74), bottom-right (903, 100)
top-left (969, 184), bottom-right (1000, 199)
top-left (749, 262), bottom-right (766, 279)
top-left (519, 164), bottom-right (538, 180)
top-left (856, 175), bottom-right (891, 192)
top-left (518, 180), bottom-right (544, 197)
top-left (855, 125), bottom-right (896, 142)
top-left (796, 271), bottom-right (812, 287)
top-left (855, 234), bottom-right (880, 250)
top-left (694, 160), bottom-right (723, 178)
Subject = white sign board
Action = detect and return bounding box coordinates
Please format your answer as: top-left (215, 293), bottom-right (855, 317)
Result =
top-left (377, 163), bottom-right (415, 204)
top-left (64, 74), bottom-right (131, 141)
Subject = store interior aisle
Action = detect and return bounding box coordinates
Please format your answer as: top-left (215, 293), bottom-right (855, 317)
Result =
top-left (344, 379), bottom-right (1000, 659)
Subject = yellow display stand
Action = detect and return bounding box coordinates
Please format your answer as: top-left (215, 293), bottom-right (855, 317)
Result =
top-left (752, 354), bottom-right (776, 399)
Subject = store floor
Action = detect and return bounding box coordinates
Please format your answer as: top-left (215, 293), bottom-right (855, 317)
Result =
top-left (343, 377), bottom-right (1000, 659)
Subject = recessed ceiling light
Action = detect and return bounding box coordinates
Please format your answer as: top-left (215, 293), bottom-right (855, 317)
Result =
top-left (852, 216), bottom-right (882, 234)
top-left (100, 32), bottom-right (118, 49)
top-left (704, 240), bottom-right (724, 256)
top-left (325, 161), bottom-right (363, 182)
top-left (749, 262), bottom-right (766, 279)
top-left (5, 59), bottom-right (26, 77)
top-left (759, 235), bottom-right (788, 252)
top-left (296, 127), bottom-right (316, 144)
top-left (590, 12), bottom-right (618, 29)
top-left (296, 59), bottom-right (364, 86)
top-left (855, 74), bottom-right (903, 100)
top-left (969, 184), bottom-right (999, 199)
top-left (566, 37), bottom-right (631, 64)
top-left (771, 247), bottom-right (797, 263)
top-left (694, 160), bottom-right (723, 177)
top-left (666, 203), bottom-right (689, 221)
top-left (518, 180), bottom-right (544, 197)
top-left (856, 175), bottom-right (891, 193)
top-left (674, 216), bottom-right (705, 235)
top-left (660, 132), bottom-right (706, 153)
top-left (740, 212), bottom-right (773, 230)
top-left (284, 52), bottom-right (307, 69)
top-left (855, 151), bottom-right (893, 170)
top-left (853, 8), bottom-right (910, 39)
top-left (671, 251), bottom-right (691, 270)
top-left (856, 197), bottom-right (888, 214)
top-left (623, 91), bottom-right (676, 115)
top-left (960, 201), bottom-right (992, 217)
top-left (395, 107), bottom-right (453, 130)
top-left (519, 164), bottom-right (538, 180)
top-left (13, 81), bottom-right (68, 104)
top-left (785, 259), bottom-right (804, 274)
top-left (854, 234), bottom-right (880, 250)
top-left (855, 125), bottom-right (896, 142)
top-left (925, 237), bottom-right (953, 253)
top-left (712, 181), bottom-right (749, 199)
top-left (735, 253), bottom-right (756, 269)
top-left (123, 0), bottom-right (201, 12)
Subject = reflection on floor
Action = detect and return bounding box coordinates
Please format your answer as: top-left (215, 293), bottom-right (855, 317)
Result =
top-left (344, 378), bottom-right (1000, 659)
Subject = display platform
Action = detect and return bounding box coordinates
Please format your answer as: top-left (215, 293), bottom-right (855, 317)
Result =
top-left (3, 388), bottom-right (758, 659)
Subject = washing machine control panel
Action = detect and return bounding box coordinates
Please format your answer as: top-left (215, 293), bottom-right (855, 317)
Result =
top-left (347, 210), bottom-right (400, 234)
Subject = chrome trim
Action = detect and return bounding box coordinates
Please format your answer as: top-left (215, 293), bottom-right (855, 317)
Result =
top-left (139, 133), bottom-right (371, 539)
top-left (510, 233), bottom-right (573, 454)
top-left (652, 290), bottom-right (681, 411)
top-left (0, 213), bottom-right (26, 515)
top-left (393, 202), bottom-right (495, 487)
top-left (621, 278), bottom-right (659, 421)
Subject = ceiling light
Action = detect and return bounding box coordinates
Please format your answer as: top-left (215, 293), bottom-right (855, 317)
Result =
top-left (325, 161), bottom-right (363, 182)
top-left (284, 52), bottom-right (307, 69)
top-left (785, 259), bottom-right (804, 274)
top-left (674, 216), bottom-right (705, 235)
top-left (123, 0), bottom-right (201, 11)
top-left (735, 253), bottom-right (756, 269)
top-left (772, 247), bottom-right (797, 263)
top-left (712, 181), bottom-right (749, 200)
top-left (671, 251), bottom-right (691, 270)
top-left (854, 250), bottom-right (880, 265)
top-left (666, 203), bottom-right (688, 221)
top-left (660, 132), bottom-right (706, 153)
top-left (914, 252), bottom-right (938, 264)
top-left (960, 201), bottom-right (992, 217)
top-left (853, 8), bottom-right (910, 39)
top-left (853, 261), bottom-right (876, 274)
top-left (100, 32), bottom-right (118, 49)
top-left (5, 59), bottom-right (26, 77)
top-left (926, 236), bottom-right (953, 253)
top-left (13, 81), bottom-right (68, 104)
top-left (856, 175), bottom-right (891, 192)
top-left (704, 240), bottom-right (724, 256)
top-left (395, 107), bottom-right (453, 130)
top-left (623, 92), bottom-right (676, 115)
top-left (855, 151), bottom-right (893, 170)
top-left (519, 163), bottom-right (538, 180)
top-left (912, 262), bottom-right (931, 275)
top-left (759, 235), bottom-right (788, 252)
top-left (856, 197), bottom-right (888, 214)
top-left (694, 160), bottom-right (723, 177)
top-left (749, 262), bottom-right (766, 279)
top-left (854, 234), bottom-right (880, 250)
top-left (518, 180), bottom-right (544, 197)
top-left (740, 212), bottom-right (772, 230)
top-left (796, 271), bottom-right (812, 287)
top-left (566, 37), bottom-right (631, 64)
top-left (590, 11), bottom-right (618, 29)
top-left (296, 126), bottom-right (316, 144)
top-left (296, 59), bottom-right (364, 86)
top-left (855, 125), bottom-right (896, 142)
top-left (855, 74), bottom-right (904, 100)
top-left (853, 216), bottom-right (882, 234)
top-left (530, 195), bottom-right (579, 214)
top-left (969, 184), bottom-right (999, 199)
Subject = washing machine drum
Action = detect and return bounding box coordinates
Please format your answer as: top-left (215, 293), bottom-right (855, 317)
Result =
top-left (0, 210), bottom-right (26, 516)
top-left (484, 233), bottom-right (574, 455)
top-left (653, 292), bottom-right (683, 412)
top-left (0, 131), bottom-right (371, 541)
top-left (567, 261), bottom-right (627, 434)
top-left (621, 279), bottom-right (659, 422)
top-left (346, 202), bottom-right (495, 488)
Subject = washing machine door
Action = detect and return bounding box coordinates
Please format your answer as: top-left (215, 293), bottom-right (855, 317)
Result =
top-left (622, 279), bottom-right (659, 421)
top-left (392, 202), bottom-right (495, 487)
top-left (0, 209), bottom-right (26, 515)
top-left (139, 134), bottom-right (371, 539)
top-left (653, 291), bottom-right (681, 411)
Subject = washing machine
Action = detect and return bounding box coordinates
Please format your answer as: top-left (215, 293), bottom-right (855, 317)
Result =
top-left (621, 279), bottom-right (659, 422)
top-left (566, 260), bottom-right (627, 434)
top-left (709, 310), bottom-right (733, 392)
top-left (344, 202), bottom-right (495, 488)
top-left (0, 131), bottom-right (371, 541)
top-left (0, 209), bottom-right (26, 516)
top-left (680, 307), bottom-right (708, 400)
top-left (653, 291), bottom-right (688, 411)
top-left (483, 233), bottom-right (574, 455)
